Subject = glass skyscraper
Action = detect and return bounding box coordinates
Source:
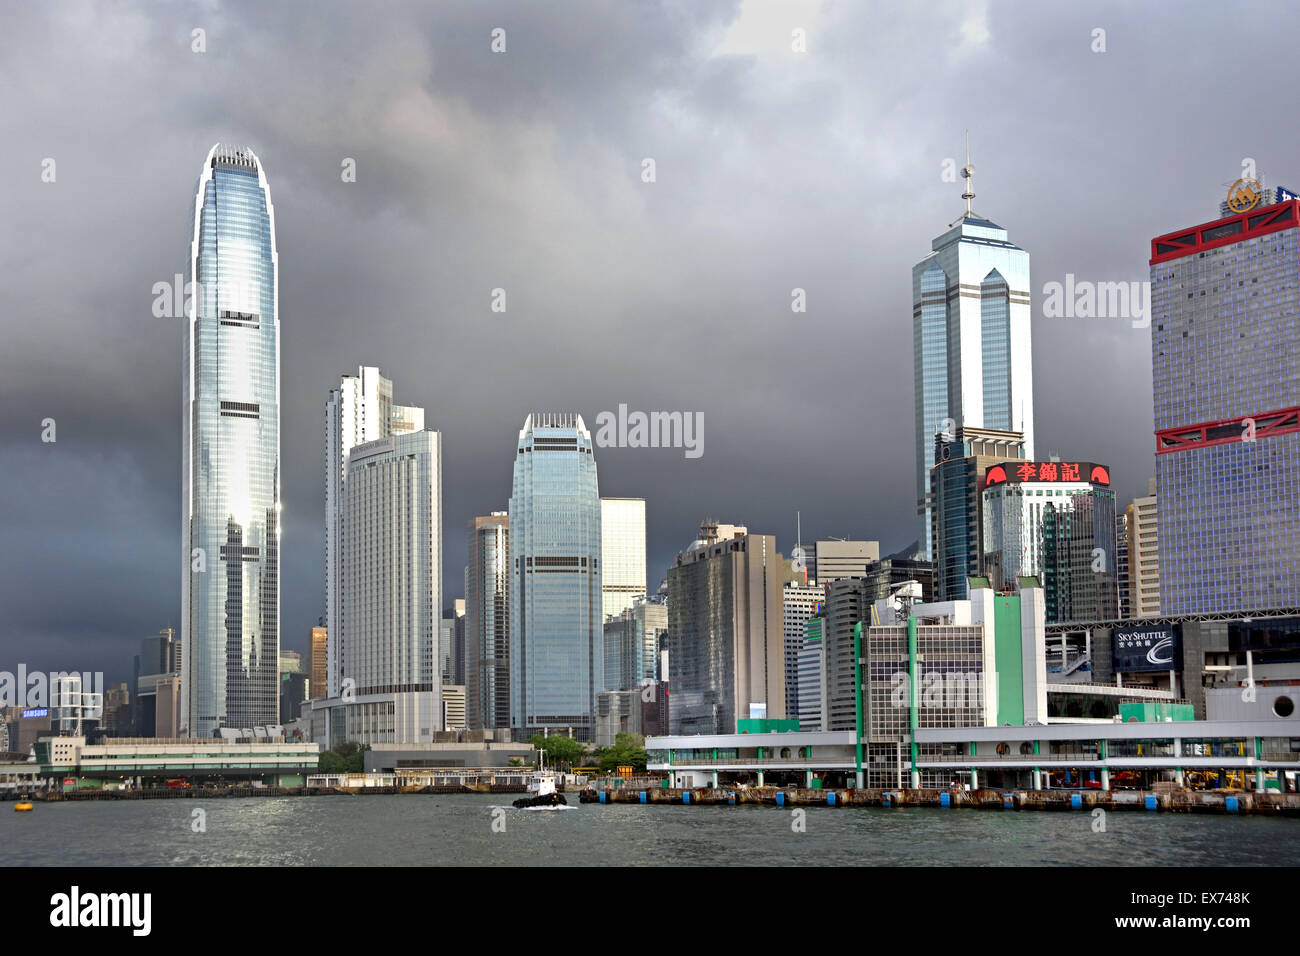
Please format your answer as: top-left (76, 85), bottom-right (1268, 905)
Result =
top-left (1150, 195), bottom-right (1300, 614)
top-left (913, 206), bottom-right (1035, 560)
top-left (181, 145), bottom-right (280, 737)
top-left (466, 513), bottom-right (510, 730)
top-left (600, 497), bottom-right (647, 621)
top-left (508, 413), bottom-right (603, 740)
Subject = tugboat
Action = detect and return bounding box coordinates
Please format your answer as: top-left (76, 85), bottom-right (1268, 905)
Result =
top-left (513, 771), bottom-right (567, 808)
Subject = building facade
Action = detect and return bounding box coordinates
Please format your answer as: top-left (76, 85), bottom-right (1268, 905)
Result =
top-left (325, 366), bottom-right (424, 698)
top-left (1127, 478), bottom-right (1160, 617)
top-left (666, 521), bottom-right (786, 735)
top-left (912, 199), bottom-right (1035, 560)
top-left (982, 461), bottom-right (1118, 623)
top-left (782, 580), bottom-right (825, 719)
top-left (600, 497), bottom-right (647, 621)
top-left (602, 596), bottom-right (669, 692)
top-left (508, 413), bottom-right (603, 740)
top-left (930, 426), bottom-right (1026, 601)
top-left (310, 625), bottom-right (327, 699)
top-left (341, 430), bottom-right (442, 703)
top-left (466, 513), bottom-right (510, 730)
top-left (182, 145), bottom-right (281, 738)
top-left (1151, 194), bottom-right (1300, 614)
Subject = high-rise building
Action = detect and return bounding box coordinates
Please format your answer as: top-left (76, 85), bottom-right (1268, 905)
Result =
top-left (466, 513), bottom-right (510, 730)
top-left (134, 628), bottom-right (179, 737)
top-left (309, 624), bottom-right (327, 699)
top-left (181, 145), bottom-right (281, 738)
top-left (1127, 478), bottom-right (1160, 617)
top-left (912, 162), bottom-right (1035, 560)
top-left (600, 498), bottom-right (647, 621)
top-left (795, 614), bottom-right (825, 731)
top-left (666, 521), bottom-right (786, 735)
top-left (509, 413), bottom-right (603, 740)
top-left (782, 580), bottom-right (824, 718)
top-left (325, 366), bottom-right (424, 698)
top-left (809, 541), bottom-right (880, 583)
top-left (930, 426), bottom-right (1027, 601)
top-left (602, 597), bottom-right (668, 692)
top-left (342, 431), bottom-right (442, 699)
top-left (1151, 191), bottom-right (1300, 614)
top-left (1116, 512), bottom-right (1131, 620)
top-left (982, 461), bottom-right (1118, 623)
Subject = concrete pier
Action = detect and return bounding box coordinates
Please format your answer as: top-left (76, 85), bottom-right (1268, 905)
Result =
top-left (579, 786), bottom-right (1300, 816)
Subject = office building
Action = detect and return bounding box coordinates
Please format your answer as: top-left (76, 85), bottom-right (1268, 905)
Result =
top-left (1126, 478), bottom-right (1160, 617)
top-left (982, 460), bottom-right (1119, 623)
top-left (603, 597), bottom-right (668, 692)
top-left (310, 624), bottom-right (327, 699)
top-left (278, 651), bottom-right (302, 675)
top-left (930, 425), bottom-right (1026, 601)
top-left (1151, 190), bottom-right (1300, 614)
top-left (596, 689), bottom-right (644, 748)
top-left (810, 541), bottom-right (880, 583)
top-left (342, 430), bottom-right (442, 700)
top-left (782, 580), bottom-right (824, 718)
top-left (133, 628), bottom-right (179, 736)
top-left (795, 614), bottom-right (825, 731)
top-left (912, 164), bottom-right (1035, 561)
top-left (666, 520), bottom-right (786, 735)
top-left (601, 497), bottom-right (647, 621)
top-left (1116, 512), bottom-right (1132, 620)
top-left (508, 413), bottom-right (603, 740)
top-left (325, 366), bottom-right (425, 697)
top-left (181, 145), bottom-right (281, 738)
top-left (466, 513), bottom-right (510, 730)
top-left (442, 685), bottom-right (467, 730)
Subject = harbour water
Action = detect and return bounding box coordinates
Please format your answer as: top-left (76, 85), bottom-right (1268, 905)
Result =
top-left (3, 793), bottom-right (1297, 866)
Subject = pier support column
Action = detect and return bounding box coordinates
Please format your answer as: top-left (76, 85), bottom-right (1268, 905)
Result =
top-left (1032, 768), bottom-right (1041, 791)
top-left (970, 768), bottom-right (978, 790)
top-left (711, 770), bottom-right (718, 788)
top-left (1101, 767), bottom-right (1110, 792)
top-left (1175, 767), bottom-right (1185, 787)
top-left (805, 769), bottom-right (813, 788)
top-left (757, 770), bottom-right (764, 787)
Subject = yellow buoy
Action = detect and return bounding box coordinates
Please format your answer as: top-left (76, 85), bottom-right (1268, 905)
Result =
top-left (14, 802), bottom-right (34, 812)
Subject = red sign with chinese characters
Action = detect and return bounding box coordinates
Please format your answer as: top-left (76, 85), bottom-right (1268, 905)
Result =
top-left (985, 462), bottom-right (1109, 489)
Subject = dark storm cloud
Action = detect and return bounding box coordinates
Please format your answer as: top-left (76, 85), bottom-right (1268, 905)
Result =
top-left (3, 0), bottom-right (1297, 683)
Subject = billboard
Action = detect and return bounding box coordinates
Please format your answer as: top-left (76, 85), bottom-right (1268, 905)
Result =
top-left (985, 461), bottom-right (1110, 488)
top-left (1113, 624), bottom-right (1182, 673)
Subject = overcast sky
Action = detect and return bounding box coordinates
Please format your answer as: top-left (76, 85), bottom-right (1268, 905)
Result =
top-left (4, 0), bottom-right (1299, 685)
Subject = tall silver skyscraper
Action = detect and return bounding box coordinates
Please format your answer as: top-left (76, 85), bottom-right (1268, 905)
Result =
top-left (181, 145), bottom-right (281, 737)
top-left (508, 413), bottom-right (603, 740)
top-left (324, 367), bottom-right (424, 697)
top-left (912, 153), bottom-right (1034, 559)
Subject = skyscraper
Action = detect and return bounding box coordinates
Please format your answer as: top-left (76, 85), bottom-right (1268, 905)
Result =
top-left (181, 145), bottom-right (281, 738)
top-left (342, 431), bottom-right (442, 699)
top-left (1126, 478), bottom-right (1160, 617)
top-left (912, 156), bottom-right (1034, 559)
top-left (325, 366), bottom-right (424, 697)
top-left (666, 521), bottom-right (786, 735)
top-left (930, 425), bottom-right (1026, 601)
top-left (1150, 190), bottom-right (1300, 614)
top-left (509, 413), bottom-right (603, 741)
top-left (309, 624), bottom-right (327, 700)
top-left (600, 497), bottom-right (647, 621)
top-left (466, 513), bottom-right (510, 730)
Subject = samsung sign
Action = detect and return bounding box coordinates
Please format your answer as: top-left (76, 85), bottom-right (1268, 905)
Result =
top-left (21, 707), bottom-right (49, 719)
top-left (1113, 625), bottom-right (1182, 673)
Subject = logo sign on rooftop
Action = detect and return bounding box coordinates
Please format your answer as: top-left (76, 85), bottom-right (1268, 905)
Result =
top-left (1113, 625), bottom-right (1182, 673)
top-left (1226, 177), bottom-right (1264, 213)
top-left (984, 462), bottom-right (1110, 488)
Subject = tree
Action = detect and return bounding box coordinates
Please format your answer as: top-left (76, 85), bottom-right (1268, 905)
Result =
top-left (526, 734), bottom-right (587, 771)
top-left (598, 732), bottom-right (647, 774)
top-left (317, 741), bottom-right (366, 774)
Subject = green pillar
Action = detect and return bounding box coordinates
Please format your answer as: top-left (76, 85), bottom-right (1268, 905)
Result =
top-left (1099, 739), bottom-right (1110, 792)
top-left (854, 621), bottom-right (864, 789)
top-left (908, 615), bottom-right (919, 789)
top-left (1255, 737), bottom-right (1264, 791)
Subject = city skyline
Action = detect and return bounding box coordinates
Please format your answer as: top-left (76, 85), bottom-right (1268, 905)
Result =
top-left (8, 2), bottom-right (1300, 685)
